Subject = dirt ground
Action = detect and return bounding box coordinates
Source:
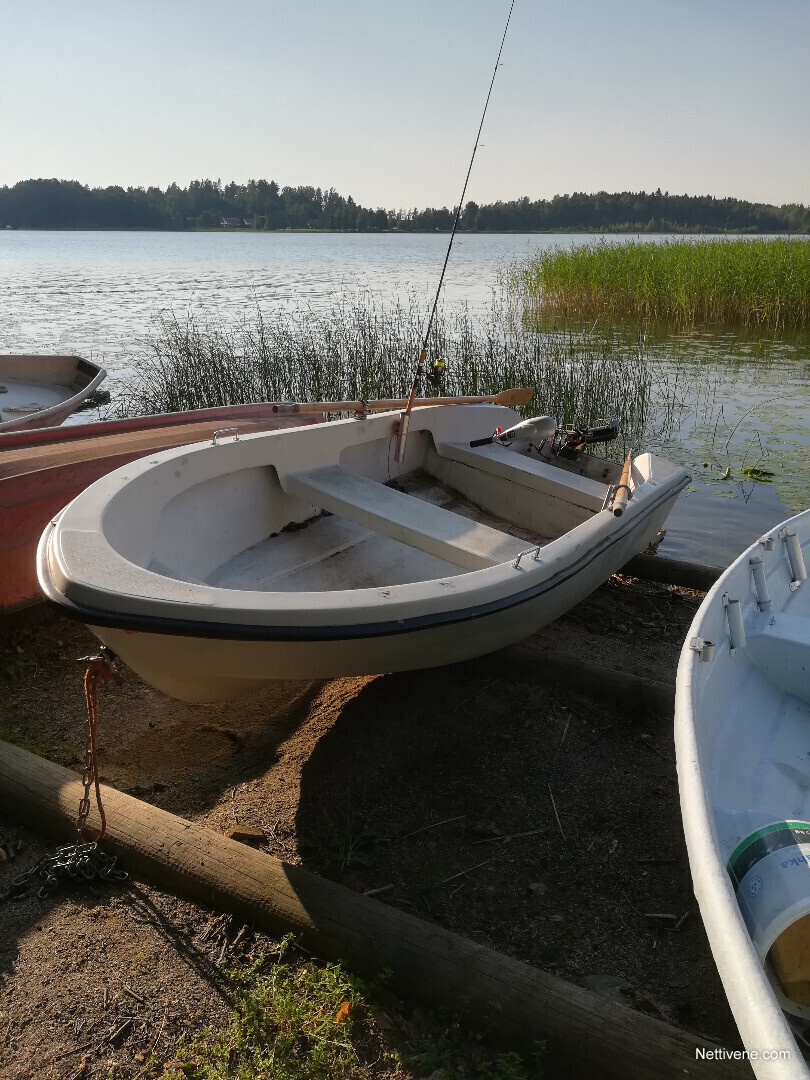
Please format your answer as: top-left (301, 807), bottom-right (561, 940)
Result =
top-left (0, 575), bottom-right (744, 1078)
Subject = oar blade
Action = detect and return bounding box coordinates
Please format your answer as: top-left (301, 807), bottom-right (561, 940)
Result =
top-left (493, 387), bottom-right (534, 407)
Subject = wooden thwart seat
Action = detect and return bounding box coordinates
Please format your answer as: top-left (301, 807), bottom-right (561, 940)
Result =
top-left (284, 465), bottom-right (526, 571)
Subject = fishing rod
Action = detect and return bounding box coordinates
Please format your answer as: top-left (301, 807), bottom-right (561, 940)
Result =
top-left (396, 0), bottom-right (516, 462)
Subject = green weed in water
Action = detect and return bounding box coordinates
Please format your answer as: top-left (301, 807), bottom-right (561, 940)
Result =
top-left (508, 237), bottom-right (810, 331)
top-left (742, 466), bottom-right (775, 482)
top-left (119, 292), bottom-right (658, 461)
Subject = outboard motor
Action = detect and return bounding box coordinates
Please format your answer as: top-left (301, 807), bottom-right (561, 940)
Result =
top-left (470, 415), bottom-right (557, 448)
top-left (556, 419), bottom-right (619, 459)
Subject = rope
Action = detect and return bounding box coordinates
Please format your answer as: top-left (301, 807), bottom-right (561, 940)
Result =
top-left (80, 655), bottom-right (117, 840)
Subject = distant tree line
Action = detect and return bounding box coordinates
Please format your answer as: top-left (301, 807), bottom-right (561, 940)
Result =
top-left (1, 178), bottom-right (808, 233)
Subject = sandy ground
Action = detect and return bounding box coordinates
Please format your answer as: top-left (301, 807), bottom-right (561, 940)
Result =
top-left (0, 575), bottom-right (745, 1078)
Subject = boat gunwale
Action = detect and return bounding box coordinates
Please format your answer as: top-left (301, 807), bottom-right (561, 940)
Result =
top-left (0, 400), bottom-right (307, 452)
top-left (674, 508), bottom-right (810, 1070)
top-left (0, 355), bottom-right (107, 433)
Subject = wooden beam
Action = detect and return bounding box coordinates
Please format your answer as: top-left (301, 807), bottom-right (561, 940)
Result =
top-left (0, 740), bottom-right (748, 1079)
top-left (622, 553), bottom-right (724, 592)
top-left (485, 646), bottom-right (675, 716)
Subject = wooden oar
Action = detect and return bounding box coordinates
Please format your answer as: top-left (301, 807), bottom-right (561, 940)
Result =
top-left (612, 451), bottom-right (634, 517)
top-left (275, 387), bottom-right (534, 416)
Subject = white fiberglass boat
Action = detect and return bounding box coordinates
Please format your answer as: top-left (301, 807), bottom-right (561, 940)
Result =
top-left (38, 402), bottom-right (688, 702)
top-left (0, 354), bottom-right (106, 432)
top-left (676, 510), bottom-right (810, 1078)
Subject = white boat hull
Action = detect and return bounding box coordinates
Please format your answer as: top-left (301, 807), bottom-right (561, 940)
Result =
top-left (83, 506), bottom-right (670, 699)
top-left (39, 404), bottom-right (688, 701)
top-left (0, 355), bottom-right (106, 432)
top-left (676, 510), bottom-right (810, 1077)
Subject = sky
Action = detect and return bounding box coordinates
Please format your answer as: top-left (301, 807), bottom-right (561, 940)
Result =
top-left (2, 0), bottom-right (809, 209)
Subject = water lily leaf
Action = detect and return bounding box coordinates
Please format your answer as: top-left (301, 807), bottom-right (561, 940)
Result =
top-left (742, 467), bottom-right (775, 482)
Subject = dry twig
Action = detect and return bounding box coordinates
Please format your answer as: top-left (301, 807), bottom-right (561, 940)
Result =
top-left (396, 815), bottom-right (465, 843)
top-left (441, 857), bottom-right (497, 884)
top-left (548, 785), bottom-right (566, 842)
top-left (473, 828), bottom-right (543, 845)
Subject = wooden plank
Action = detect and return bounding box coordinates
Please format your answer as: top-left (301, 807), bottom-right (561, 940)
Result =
top-left (285, 465), bottom-right (526, 570)
top-left (0, 414), bottom-right (316, 480)
top-left (0, 401), bottom-right (305, 452)
top-left (0, 739), bottom-right (749, 1079)
top-left (622, 553), bottom-right (724, 592)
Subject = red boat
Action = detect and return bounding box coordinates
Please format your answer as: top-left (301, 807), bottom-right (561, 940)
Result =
top-left (0, 402), bottom-right (321, 616)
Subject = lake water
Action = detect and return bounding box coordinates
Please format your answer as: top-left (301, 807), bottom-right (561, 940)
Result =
top-left (2, 230), bottom-right (808, 566)
top-left (0, 231), bottom-right (539, 363)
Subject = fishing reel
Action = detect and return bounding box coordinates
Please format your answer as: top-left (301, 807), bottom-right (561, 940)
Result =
top-left (426, 357), bottom-right (446, 391)
top-left (470, 415), bottom-right (619, 459)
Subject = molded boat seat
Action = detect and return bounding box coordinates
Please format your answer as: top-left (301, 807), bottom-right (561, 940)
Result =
top-left (435, 442), bottom-right (607, 512)
top-left (747, 612), bottom-right (810, 705)
top-left (284, 465), bottom-right (527, 571)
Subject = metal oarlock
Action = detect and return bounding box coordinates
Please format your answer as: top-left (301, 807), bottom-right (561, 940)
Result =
top-left (690, 637), bottom-right (716, 663)
top-left (601, 480), bottom-right (634, 514)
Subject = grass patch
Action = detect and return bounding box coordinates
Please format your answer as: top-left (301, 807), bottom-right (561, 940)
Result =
top-left (119, 292), bottom-right (658, 460)
top-left (509, 237), bottom-right (810, 331)
top-left (0, 722), bottom-right (51, 759)
top-left (0, 709), bottom-right (78, 768)
top-left (146, 935), bottom-right (541, 1080)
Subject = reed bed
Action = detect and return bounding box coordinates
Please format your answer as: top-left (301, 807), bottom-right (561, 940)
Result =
top-left (510, 237), bottom-right (810, 331)
top-left (118, 293), bottom-right (657, 456)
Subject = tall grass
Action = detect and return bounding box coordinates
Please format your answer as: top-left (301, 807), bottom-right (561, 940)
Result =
top-left (509, 237), bottom-right (810, 331)
top-left (119, 292), bottom-right (657, 456)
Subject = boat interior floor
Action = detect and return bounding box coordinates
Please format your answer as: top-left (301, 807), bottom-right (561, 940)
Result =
top-left (0, 377), bottom-right (67, 422)
top-left (203, 470), bottom-right (551, 594)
